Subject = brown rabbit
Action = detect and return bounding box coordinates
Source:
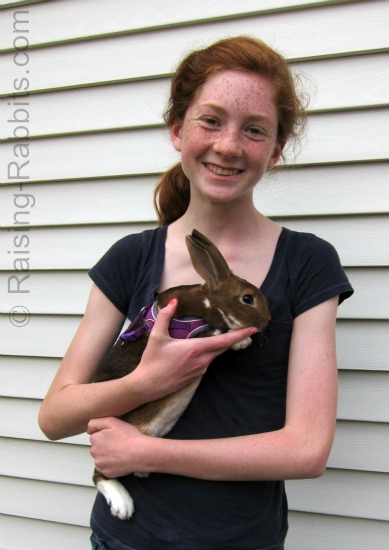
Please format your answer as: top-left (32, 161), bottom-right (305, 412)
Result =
top-left (92, 229), bottom-right (271, 519)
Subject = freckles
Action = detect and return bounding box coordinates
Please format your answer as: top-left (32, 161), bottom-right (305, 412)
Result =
top-left (182, 117), bottom-right (202, 139)
top-left (187, 71), bottom-right (278, 131)
top-left (234, 83), bottom-right (274, 116)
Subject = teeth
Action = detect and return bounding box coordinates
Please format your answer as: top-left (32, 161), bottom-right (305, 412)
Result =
top-left (207, 164), bottom-right (240, 176)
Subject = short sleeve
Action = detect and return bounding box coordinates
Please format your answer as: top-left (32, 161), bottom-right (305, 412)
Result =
top-left (88, 226), bottom-right (167, 318)
top-left (291, 234), bottom-right (353, 318)
top-left (88, 234), bottom-right (143, 315)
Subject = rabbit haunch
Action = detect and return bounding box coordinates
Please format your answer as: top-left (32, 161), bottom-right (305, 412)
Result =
top-left (92, 229), bottom-right (270, 520)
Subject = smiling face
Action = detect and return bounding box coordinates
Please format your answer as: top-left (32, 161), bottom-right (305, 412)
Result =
top-left (170, 70), bottom-right (284, 206)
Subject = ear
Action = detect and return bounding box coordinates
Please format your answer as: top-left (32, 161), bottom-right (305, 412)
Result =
top-left (169, 120), bottom-right (183, 152)
top-left (185, 229), bottom-right (232, 290)
top-left (267, 139), bottom-right (286, 170)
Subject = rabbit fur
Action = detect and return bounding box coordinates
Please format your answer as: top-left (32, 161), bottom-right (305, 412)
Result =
top-left (92, 229), bottom-right (271, 519)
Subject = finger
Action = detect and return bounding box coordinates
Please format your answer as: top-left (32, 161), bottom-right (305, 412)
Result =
top-left (87, 417), bottom-right (113, 435)
top-left (87, 418), bottom-right (101, 435)
top-left (152, 299), bottom-right (178, 336)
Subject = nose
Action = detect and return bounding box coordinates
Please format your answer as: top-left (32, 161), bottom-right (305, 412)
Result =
top-left (213, 127), bottom-right (242, 158)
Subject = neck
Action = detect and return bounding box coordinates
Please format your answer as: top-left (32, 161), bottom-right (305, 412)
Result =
top-left (175, 201), bottom-right (268, 246)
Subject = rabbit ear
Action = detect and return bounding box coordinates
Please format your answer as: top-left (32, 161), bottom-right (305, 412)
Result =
top-left (185, 229), bottom-right (232, 290)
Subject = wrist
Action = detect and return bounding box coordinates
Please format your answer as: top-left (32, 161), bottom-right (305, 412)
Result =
top-left (123, 367), bottom-right (154, 409)
top-left (136, 435), bottom-right (174, 475)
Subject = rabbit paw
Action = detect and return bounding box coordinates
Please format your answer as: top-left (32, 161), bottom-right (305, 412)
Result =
top-left (232, 337), bottom-right (252, 350)
top-left (96, 478), bottom-right (134, 520)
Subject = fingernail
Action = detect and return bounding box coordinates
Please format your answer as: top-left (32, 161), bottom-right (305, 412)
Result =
top-left (169, 298), bottom-right (177, 305)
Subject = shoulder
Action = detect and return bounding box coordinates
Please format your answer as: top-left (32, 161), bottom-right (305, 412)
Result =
top-left (284, 228), bottom-right (336, 254)
top-left (106, 226), bottom-right (166, 257)
top-left (281, 228), bottom-right (353, 314)
top-left (282, 228), bottom-right (343, 271)
top-left (93, 226), bottom-right (167, 275)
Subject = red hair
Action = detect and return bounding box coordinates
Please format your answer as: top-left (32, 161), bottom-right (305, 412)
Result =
top-left (154, 36), bottom-right (307, 226)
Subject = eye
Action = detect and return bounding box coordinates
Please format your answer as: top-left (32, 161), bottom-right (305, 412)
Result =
top-left (203, 116), bottom-right (219, 126)
top-left (241, 294), bottom-right (254, 305)
top-left (247, 126), bottom-right (266, 138)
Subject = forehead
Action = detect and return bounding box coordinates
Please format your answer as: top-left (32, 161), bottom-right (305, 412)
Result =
top-left (191, 69), bottom-right (277, 117)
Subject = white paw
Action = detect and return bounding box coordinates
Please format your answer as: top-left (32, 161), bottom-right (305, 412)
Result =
top-left (232, 337), bottom-right (252, 350)
top-left (96, 478), bottom-right (134, 520)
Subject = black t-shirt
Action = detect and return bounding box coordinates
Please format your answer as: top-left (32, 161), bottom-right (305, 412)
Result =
top-left (89, 225), bottom-right (353, 550)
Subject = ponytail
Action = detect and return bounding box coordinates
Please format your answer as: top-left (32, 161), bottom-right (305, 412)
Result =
top-left (153, 162), bottom-right (190, 226)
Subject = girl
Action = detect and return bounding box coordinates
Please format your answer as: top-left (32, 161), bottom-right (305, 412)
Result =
top-left (39, 36), bottom-right (353, 550)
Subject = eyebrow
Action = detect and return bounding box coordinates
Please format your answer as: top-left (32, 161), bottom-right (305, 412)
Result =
top-left (196, 102), bottom-right (273, 124)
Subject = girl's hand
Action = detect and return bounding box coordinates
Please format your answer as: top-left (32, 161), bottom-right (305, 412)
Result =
top-left (130, 299), bottom-right (257, 402)
top-left (88, 417), bottom-right (147, 478)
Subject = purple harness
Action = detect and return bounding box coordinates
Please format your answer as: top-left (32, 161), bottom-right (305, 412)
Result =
top-left (119, 302), bottom-right (211, 342)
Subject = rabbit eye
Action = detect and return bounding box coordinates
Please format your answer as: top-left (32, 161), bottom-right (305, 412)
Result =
top-left (242, 294), bottom-right (254, 305)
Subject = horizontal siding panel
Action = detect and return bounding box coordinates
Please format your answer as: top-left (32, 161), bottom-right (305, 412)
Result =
top-left (0, 476), bottom-right (94, 527)
top-left (1, 127), bottom-right (178, 182)
top-left (0, 397), bottom-right (89, 445)
top-left (338, 371), bottom-right (389, 422)
top-left (0, 0), bottom-right (49, 6)
top-left (2, 163), bottom-right (389, 226)
top-left (1, 217), bottom-right (388, 270)
top-left (0, 355), bottom-right (60, 398)
top-left (286, 469), bottom-right (389, 520)
top-left (1, 176), bottom-right (159, 226)
top-left (258, 162), bottom-right (389, 217)
top-left (299, 109), bottom-right (389, 165)
top-left (340, 268), bottom-right (389, 320)
top-left (0, 514), bottom-right (91, 550)
top-left (336, 320), bottom-right (388, 371)
top-left (1, 2), bottom-right (389, 94)
top-left (1, 267), bottom-right (387, 319)
top-left (0, 0), bottom-right (355, 50)
top-left (0, 313), bottom-right (84, 358)
top-left (0, 270), bottom-right (92, 315)
top-left (1, 318), bottom-right (388, 372)
top-left (0, 224), bottom-right (155, 271)
top-left (0, 78), bottom-right (170, 139)
top-left (2, 110), bottom-right (388, 182)
top-left (297, 52), bottom-right (389, 111)
top-left (0, 438), bottom-right (93, 487)
top-left (287, 512), bottom-right (389, 550)
top-left (2, 53), bottom-right (388, 139)
top-left (329, 421), bottom-right (389, 473)
top-left (0, 0), bottom-right (47, 6)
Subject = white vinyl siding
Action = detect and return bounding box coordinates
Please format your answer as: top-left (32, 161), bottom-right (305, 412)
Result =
top-left (1, 1), bottom-right (388, 548)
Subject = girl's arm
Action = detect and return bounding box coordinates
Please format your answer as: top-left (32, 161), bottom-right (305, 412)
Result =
top-left (39, 284), bottom-right (129, 440)
top-left (39, 284), bottom-right (256, 441)
top-left (88, 296), bottom-right (339, 481)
